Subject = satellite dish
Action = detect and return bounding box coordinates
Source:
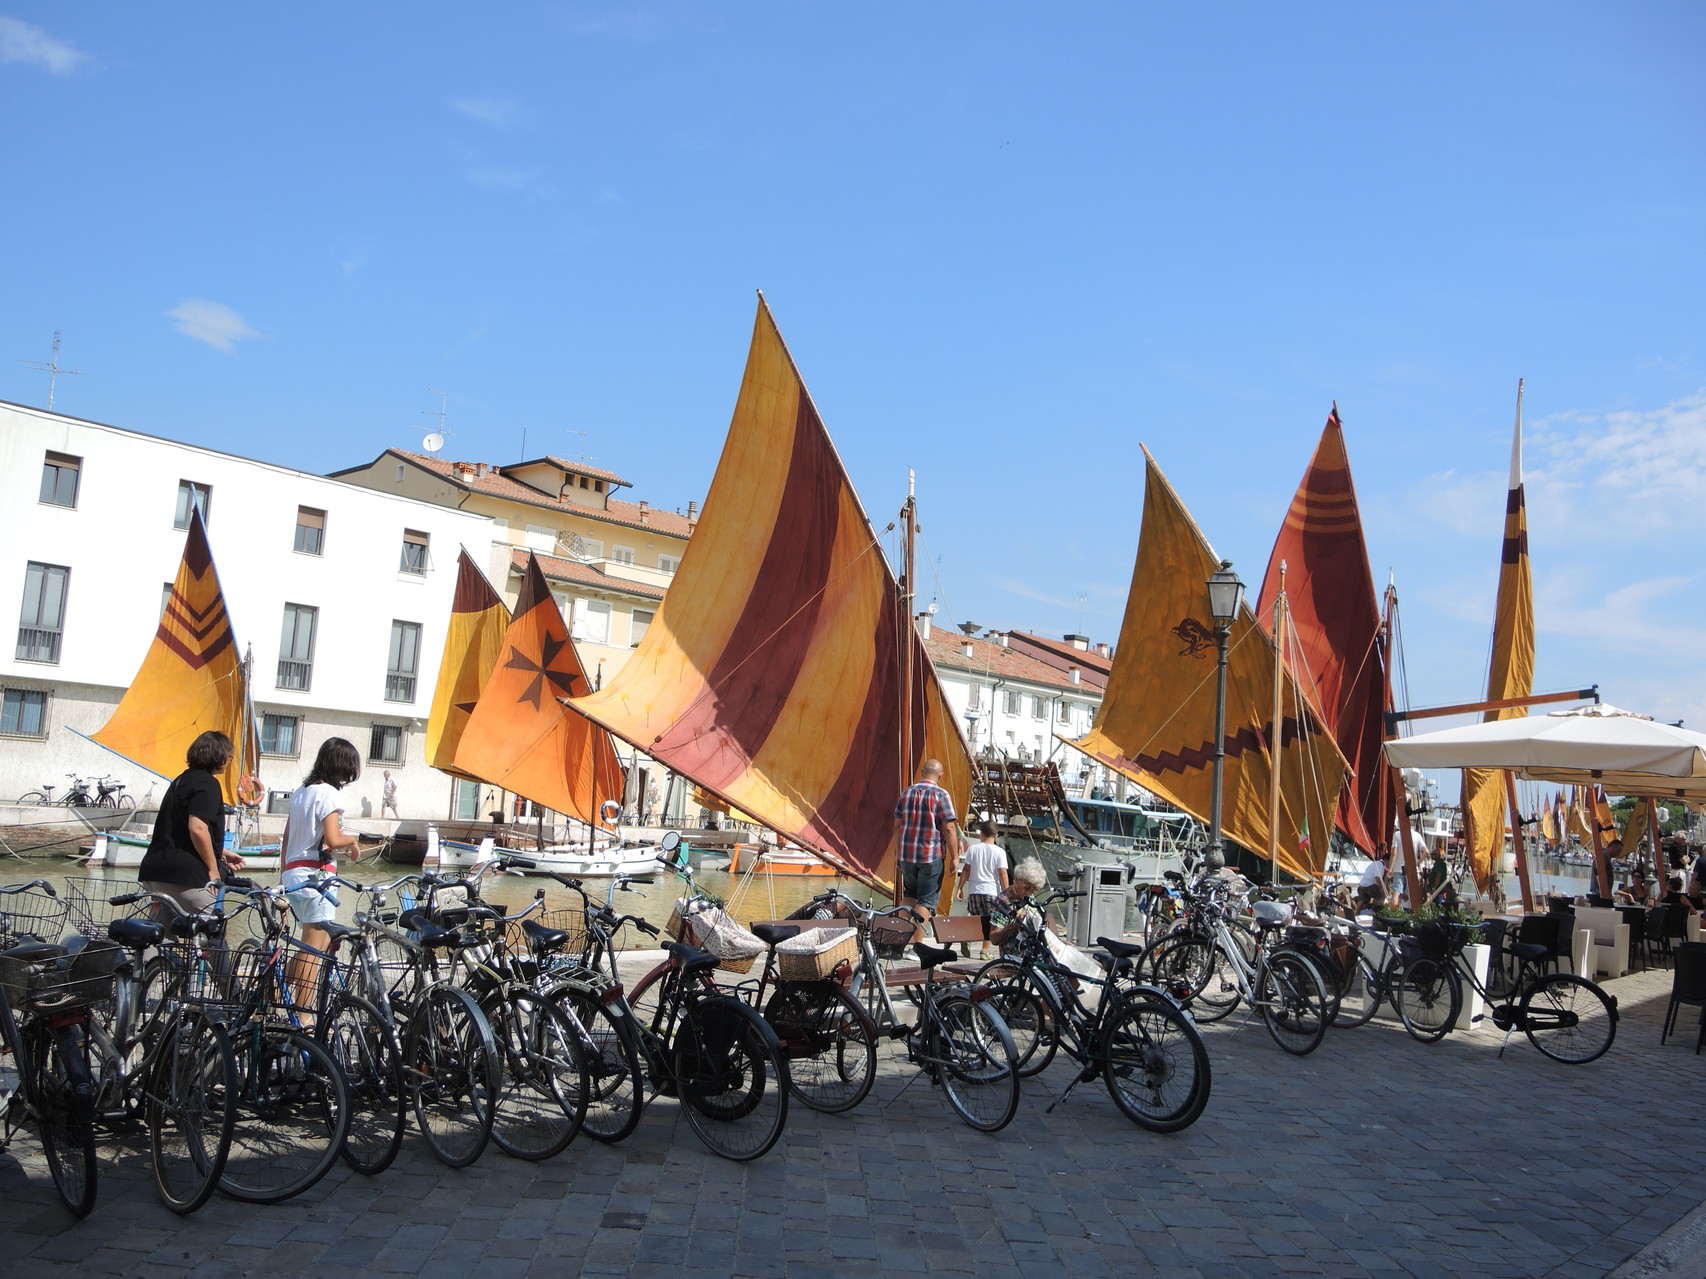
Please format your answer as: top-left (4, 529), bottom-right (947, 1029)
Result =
top-left (422, 432), bottom-right (445, 454)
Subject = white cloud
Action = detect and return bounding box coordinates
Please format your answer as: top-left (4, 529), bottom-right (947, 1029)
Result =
top-left (1527, 391), bottom-right (1706, 533)
top-left (450, 96), bottom-right (526, 128)
top-left (165, 300), bottom-right (259, 353)
top-left (0, 17), bottom-right (87, 74)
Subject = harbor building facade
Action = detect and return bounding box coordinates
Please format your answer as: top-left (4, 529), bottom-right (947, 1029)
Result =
top-left (0, 399), bottom-right (496, 820)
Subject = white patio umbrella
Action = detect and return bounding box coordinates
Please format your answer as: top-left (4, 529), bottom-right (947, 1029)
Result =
top-left (1383, 704), bottom-right (1706, 800)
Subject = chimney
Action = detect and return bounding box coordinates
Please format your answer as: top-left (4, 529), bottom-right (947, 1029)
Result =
top-left (916, 614), bottom-right (933, 641)
top-left (959, 641), bottom-right (974, 659)
top-left (638, 500), bottom-right (649, 523)
top-left (993, 632), bottom-right (1009, 648)
top-left (1068, 667), bottom-right (1081, 685)
top-left (475, 463), bottom-right (487, 478)
top-left (687, 500), bottom-right (700, 522)
top-left (1095, 642), bottom-right (1111, 657)
top-left (455, 462), bottom-right (476, 482)
top-left (1065, 633), bottom-right (1090, 650)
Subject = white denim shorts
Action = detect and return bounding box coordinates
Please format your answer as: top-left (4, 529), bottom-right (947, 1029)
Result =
top-left (281, 867), bottom-right (338, 925)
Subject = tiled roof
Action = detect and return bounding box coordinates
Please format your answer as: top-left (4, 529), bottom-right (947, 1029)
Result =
top-left (1006, 632), bottom-right (1112, 690)
top-left (517, 455), bottom-right (632, 489)
top-left (383, 450), bottom-right (695, 539)
top-left (511, 549), bottom-right (667, 601)
top-left (922, 628), bottom-right (1096, 696)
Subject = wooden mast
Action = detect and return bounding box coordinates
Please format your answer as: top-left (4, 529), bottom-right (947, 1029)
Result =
top-left (1267, 562), bottom-right (1286, 886)
top-left (1383, 580), bottom-right (1424, 912)
top-left (897, 469), bottom-right (918, 906)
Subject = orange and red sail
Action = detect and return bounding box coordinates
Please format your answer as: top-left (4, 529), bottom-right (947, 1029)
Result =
top-left (1257, 408), bottom-right (1386, 855)
top-left (425, 550), bottom-right (511, 782)
top-left (568, 296), bottom-right (971, 896)
top-left (453, 554), bottom-right (624, 821)
top-left (93, 509), bottom-right (257, 803)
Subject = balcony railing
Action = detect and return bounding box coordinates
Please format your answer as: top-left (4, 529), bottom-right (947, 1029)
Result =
top-left (16, 627), bottom-right (61, 664)
top-left (385, 673), bottom-right (416, 703)
top-left (277, 659), bottom-right (312, 691)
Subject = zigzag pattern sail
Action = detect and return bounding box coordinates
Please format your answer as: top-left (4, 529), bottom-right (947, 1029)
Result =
top-left (93, 509), bottom-right (256, 802)
top-left (1073, 449), bottom-right (1346, 881)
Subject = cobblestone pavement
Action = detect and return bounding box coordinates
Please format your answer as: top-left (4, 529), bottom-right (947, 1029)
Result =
top-left (2, 958), bottom-right (1702, 1279)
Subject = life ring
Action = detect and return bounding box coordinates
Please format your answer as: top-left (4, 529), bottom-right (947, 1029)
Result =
top-left (236, 774), bottom-right (264, 807)
top-left (600, 799), bottom-right (622, 827)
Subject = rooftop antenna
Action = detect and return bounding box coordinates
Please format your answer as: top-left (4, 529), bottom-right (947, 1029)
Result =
top-left (422, 389), bottom-right (450, 453)
top-left (1078, 591), bottom-right (1087, 634)
top-left (565, 429), bottom-right (590, 464)
top-left (21, 331), bottom-right (82, 410)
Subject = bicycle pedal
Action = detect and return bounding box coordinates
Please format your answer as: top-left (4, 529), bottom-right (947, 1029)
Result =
top-left (887, 1024), bottom-right (914, 1041)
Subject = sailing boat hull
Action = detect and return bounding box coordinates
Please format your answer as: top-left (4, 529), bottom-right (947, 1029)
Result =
top-left (729, 845), bottom-right (837, 876)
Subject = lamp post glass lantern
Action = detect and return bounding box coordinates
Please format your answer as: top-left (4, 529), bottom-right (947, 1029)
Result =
top-left (1204, 560), bottom-right (1243, 871)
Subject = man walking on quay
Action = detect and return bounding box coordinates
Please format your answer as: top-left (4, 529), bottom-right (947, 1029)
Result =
top-left (894, 757), bottom-right (959, 922)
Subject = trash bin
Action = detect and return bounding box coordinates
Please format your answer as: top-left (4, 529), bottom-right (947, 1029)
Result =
top-left (1062, 861), bottom-right (1131, 948)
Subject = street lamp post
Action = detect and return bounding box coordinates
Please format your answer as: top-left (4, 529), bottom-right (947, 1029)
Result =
top-left (1204, 560), bottom-right (1245, 871)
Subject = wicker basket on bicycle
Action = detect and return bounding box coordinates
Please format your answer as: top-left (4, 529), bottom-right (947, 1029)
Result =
top-left (773, 928), bottom-right (858, 983)
top-left (668, 897), bottom-right (764, 974)
top-left (0, 939), bottom-right (122, 1011)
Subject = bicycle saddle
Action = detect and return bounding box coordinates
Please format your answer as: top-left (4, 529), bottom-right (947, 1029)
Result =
top-left (1252, 900), bottom-right (1289, 928)
top-left (1, 941), bottom-right (65, 963)
top-left (1097, 936), bottom-right (1144, 959)
top-left (400, 909), bottom-right (459, 949)
top-left (751, 923), bottom-right (800, 948)
top-left (520, 919), bottom-right (571, 951)
top-left (913, 941), bottom-right (958, 970)
top-left (663, 940), bottom-right (720, 975)
top-left (108, 917), bottom-right (163, 949)
top-left (1094, 951), bottom-right (1136, 978)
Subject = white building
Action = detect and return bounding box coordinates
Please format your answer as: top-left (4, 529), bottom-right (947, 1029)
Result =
top-left (0, 399), bottom-right (498, 822)
top-left (919, 622), bottom-right (1119, 798)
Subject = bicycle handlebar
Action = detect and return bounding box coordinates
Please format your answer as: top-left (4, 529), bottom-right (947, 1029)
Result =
top-left (0, 879), bottom-right (58, 898)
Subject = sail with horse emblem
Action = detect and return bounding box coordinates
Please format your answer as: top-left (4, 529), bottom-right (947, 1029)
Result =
top-left (1071, 448), bottom-right (1346, 881)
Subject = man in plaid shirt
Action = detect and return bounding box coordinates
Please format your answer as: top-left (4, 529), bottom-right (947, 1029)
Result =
top-left (893, 758), bottom-right (960, 920)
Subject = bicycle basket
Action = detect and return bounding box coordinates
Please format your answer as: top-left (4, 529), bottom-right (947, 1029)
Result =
top-left (869, 917), bottom-right (917, 960)
top-left (0, 889), bottom-right (70, 947)
top-left (0, 938), bottom-right (121, 1011)
top-left (507, 907), bottom-right (588, 962)
top-left (61, 882), bottom-right (150, 938)
top-left (1413, 920), bottom-right (1483, 961)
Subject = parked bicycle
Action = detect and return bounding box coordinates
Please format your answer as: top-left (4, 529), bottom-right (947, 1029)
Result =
top-left (1387, 917), bottom-right (1619, 1063)
top-left (801, 887), bottom-right (1020, 1132)
top-left (971, 886), bottom-right (1211, 1132)
top-left (1141, 872), bottom-right (1331, 1055)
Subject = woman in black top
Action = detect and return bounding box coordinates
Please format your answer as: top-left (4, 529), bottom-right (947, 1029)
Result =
top-left (137, 730), bottom-right (249, 915)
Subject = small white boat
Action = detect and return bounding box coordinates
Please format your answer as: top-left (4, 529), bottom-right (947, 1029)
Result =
top-left (424, 826), bottom-right (661, 878)
top-left (82, 827), bottom-right (280, 872)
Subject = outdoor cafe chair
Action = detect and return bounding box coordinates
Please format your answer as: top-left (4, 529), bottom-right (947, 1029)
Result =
top-left (1660, 941), bottom-right (1706, 1052)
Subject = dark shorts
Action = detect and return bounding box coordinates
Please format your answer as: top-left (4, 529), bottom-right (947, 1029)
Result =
top-left (967, 893), bottom-right (997, 916)
top-left (901, 858), bottom-right (944, 903)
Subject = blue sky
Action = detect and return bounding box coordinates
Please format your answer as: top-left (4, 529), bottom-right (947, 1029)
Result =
top-left (4, 4), bottom-right (1704, 739)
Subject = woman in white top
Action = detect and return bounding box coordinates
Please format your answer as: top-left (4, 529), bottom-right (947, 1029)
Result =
top-left (282, 737), bottom-right (364, 1014)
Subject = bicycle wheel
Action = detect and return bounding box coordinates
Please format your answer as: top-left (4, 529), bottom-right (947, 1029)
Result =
top-left (220, 1029), bottom-right (349, 1203)
top-left (930, 994), bottom-right (1019, 1133)
top-left (1257, 952), bottom-right (1329, 1056)
top-left (1146, 936), bottom-right (1240, 1023)
top-left (674, 996), bottom-right (788, 1161)
top-left (973, 966), bottom-right (1058, 1078)
top-left (117, 794), bottom-right (136, 810)
top-left (317, 993), bottom-right (406, 1175)
top-left (16, 791), bottom-right (48, 805)
top-left (406, 983), bottom-right (499, 1168)
top-left (1101, 996), bottom-right (1211, 1133)
top-left (31, 1023), bottom-right (98, 1218)
top-left (1521, 973), bottom-right (1617, 1064)
top-left (551, 987), bottom-right (644, 1143)
top-left (763, 981), bottom-right (877, 1113)
top-left (1394, 956), bottom-right (1460, 1045)
top-left (148, 1013), bottom-right (236, 1214)
top-left (485, 990), bottom-right (588, 1161)
top-left (1331, 953), bottom-right (1383, 1029)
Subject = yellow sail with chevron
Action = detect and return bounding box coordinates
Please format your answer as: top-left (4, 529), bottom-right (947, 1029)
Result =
top-left (1071, 449), bottom-right (1346, 881)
